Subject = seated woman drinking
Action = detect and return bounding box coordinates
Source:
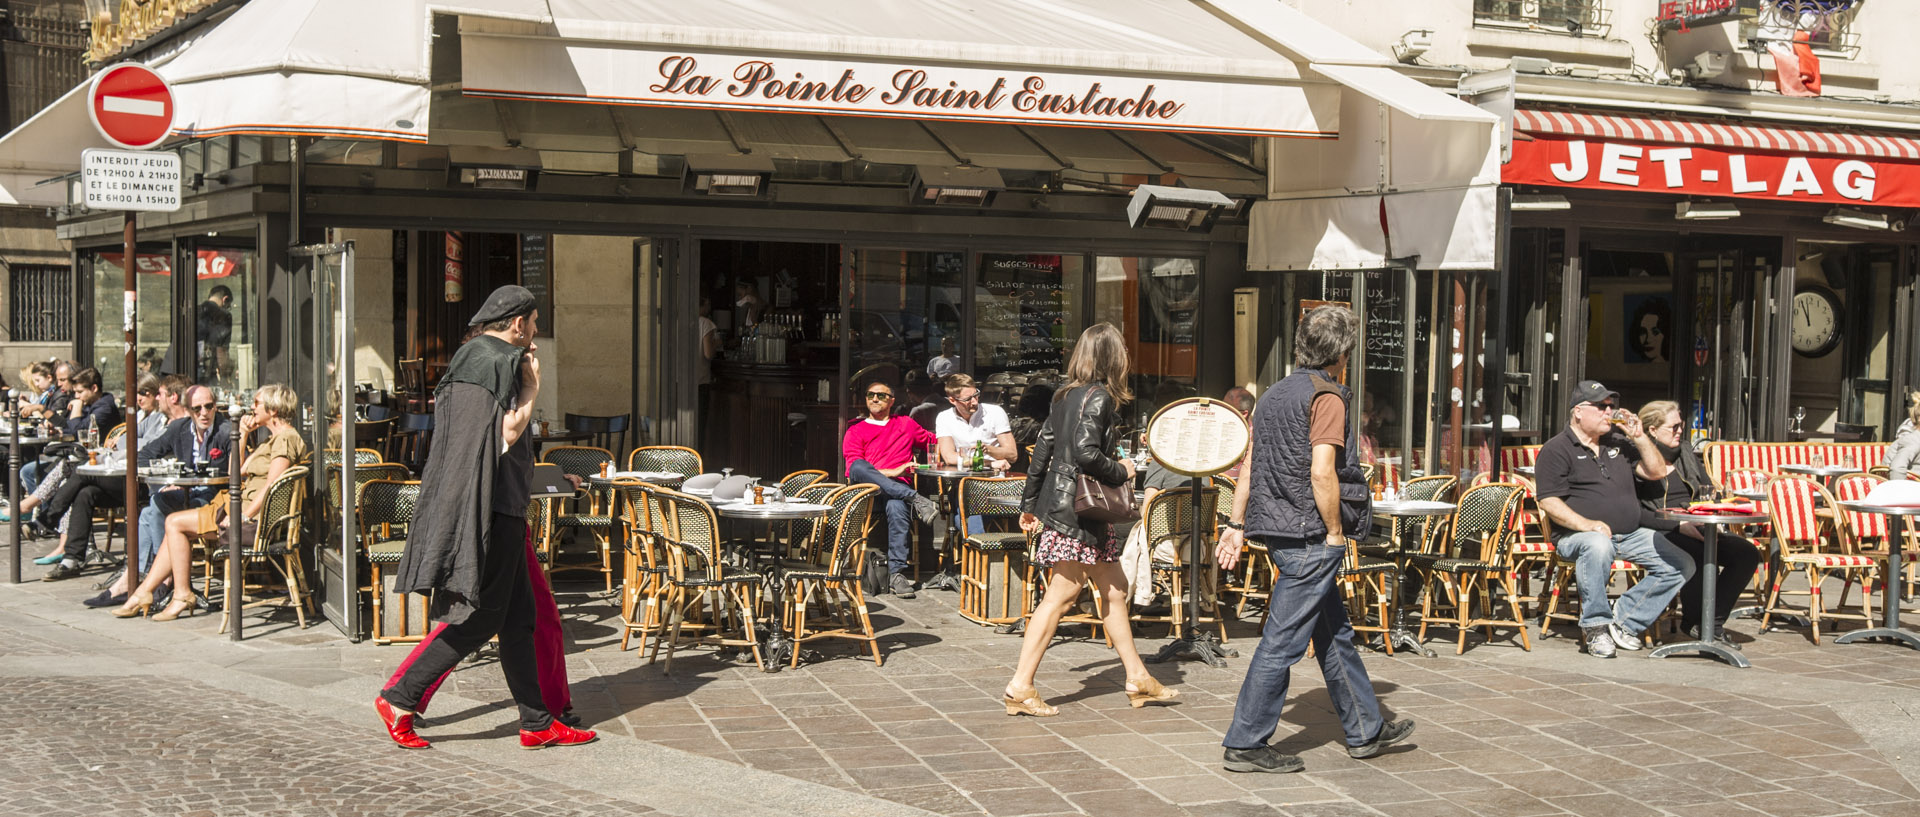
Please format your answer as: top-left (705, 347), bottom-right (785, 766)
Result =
top-left (114, 384), bottom-right (309, 621)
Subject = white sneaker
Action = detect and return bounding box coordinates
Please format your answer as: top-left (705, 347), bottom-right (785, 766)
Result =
top-left (1609, 620), bottom-right (1643, 651)
top-left (1582, 626), bottom-right (1616, 658)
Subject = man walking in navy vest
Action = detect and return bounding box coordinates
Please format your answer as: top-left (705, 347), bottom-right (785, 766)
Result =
top-left (1215, 305), bottom-right (1413, 774)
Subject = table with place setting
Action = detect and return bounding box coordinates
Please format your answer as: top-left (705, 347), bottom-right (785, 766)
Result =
top-left (1369, 498), bottom-right (1457, 657)
top-left (1831, 498), bottom-right (1920, 652)
top-left (1649, 505), bottom-right (1771, 668)
top-left (914, 462), bottom-right (1000, 591)
top-left (711, 492), bottom-right (835, 671)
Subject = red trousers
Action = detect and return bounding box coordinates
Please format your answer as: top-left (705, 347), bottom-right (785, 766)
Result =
top-left (382, 528), bottom-right (571, 715)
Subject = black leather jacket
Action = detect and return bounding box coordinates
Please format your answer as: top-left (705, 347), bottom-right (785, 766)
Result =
top-left (1021, 383), bottom-right (1131, 544)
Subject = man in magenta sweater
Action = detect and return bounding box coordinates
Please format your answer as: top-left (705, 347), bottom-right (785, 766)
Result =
top-left (844, 380), bottom-right (942, 598)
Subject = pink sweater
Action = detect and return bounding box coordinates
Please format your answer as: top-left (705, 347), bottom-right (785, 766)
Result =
top-left (843, 415), bottom-right (935, 483)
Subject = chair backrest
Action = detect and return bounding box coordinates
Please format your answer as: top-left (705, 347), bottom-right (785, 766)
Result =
top-left (1448, 482), bottom-right (1524, 561)
top-left (105, 422), bottom-right (127, 447)
top-left (1211, 474), bottom-right (1235, 523)
top-left (958, 475), bottom-right (1025, 524)
top-left (1764, 476), bottom-right (1834, 555)
top-left (819, 484), bottom-right (880, 575)
top-left (338, 463), bottom-right (410, 514)
top-left (1141, 486), bottom-right (1217, 566)
top-left (398, 412), bottom-right (434, 433)
top-left (543, 445), bottom-right (614, 479)
top-left (1830, 472), bottom-right (1888, 547)
top-left (362, 404), bottom-right (397, 422)
top-left (253, 466), bottom-right (311, 550)
top-left (356, 418), bottom-right (395, 447)
top-left (779, 469), bottom-right (827, 496)
top-left (787, 482), bottom-right (844, 559)
top-left (1723, 467), bottom-right (1772, 494)
top-left (628, 444), bottom-right (702, 476)
top-left (655, 487), bottom-right (723, 580)
top-left (1396, 474), bottom-right (1458, 550)
top-left (322, 448), bottom-right (384, 468)
top-left (396, 358), bottom-right (427, 392)
top-left (611, 479), bottom-right (663, 570)
top-left (358, 479), bottom-right (421, 539)
top-left (1834, 422), bottom-right (1876, 443)
top-left (566, 413), bottom-right (632, 456)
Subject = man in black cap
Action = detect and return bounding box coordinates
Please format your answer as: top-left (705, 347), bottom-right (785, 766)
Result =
top-left (1534, 380), bottom-right (1693, 659)
top-left (378, 285), bottom-right (595, 751)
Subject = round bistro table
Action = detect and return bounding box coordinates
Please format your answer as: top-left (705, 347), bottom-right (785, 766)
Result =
top-left (915, 465), bottom-right (999, 590)
top-left (715, 499), bottom-right (834, 671)
top-left (1370, 499), bottom-right (1456, 658)
top-left (1831, 500), bottom-right (1920, 652)
top-left (1650, 508), bottom-right (1769, 668)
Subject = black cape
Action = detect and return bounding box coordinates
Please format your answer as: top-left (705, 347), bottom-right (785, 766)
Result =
top-left (390, 336), bottom-right (525, 624)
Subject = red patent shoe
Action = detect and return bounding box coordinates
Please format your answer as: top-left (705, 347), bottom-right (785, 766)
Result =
top-left (375, 696), bottom-right (431, 750)
top-left (519, 720), bottom-right (598, 750)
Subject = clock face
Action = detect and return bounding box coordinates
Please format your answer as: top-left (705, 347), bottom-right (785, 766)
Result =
top-left (1790, 288), bottom-right (1840, 357)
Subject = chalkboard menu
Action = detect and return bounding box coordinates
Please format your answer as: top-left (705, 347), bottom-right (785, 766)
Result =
top-left (1321, 272), bottom-right (1420, 378)
top-left (977, 253), bottom-right (1069, 373)
top-left (519, 233), bottom-right (553, 337)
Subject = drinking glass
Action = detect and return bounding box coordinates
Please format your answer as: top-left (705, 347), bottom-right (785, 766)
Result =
top-left (1792, 406), bottom-right (1807, 433)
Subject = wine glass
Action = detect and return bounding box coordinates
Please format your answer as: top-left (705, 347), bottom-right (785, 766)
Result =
top-left (1792, 405), bottom-right (1806, 434)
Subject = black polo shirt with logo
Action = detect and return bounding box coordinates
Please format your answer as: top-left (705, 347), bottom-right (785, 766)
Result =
top-left (1535, 427), bottom-right (1643, 537)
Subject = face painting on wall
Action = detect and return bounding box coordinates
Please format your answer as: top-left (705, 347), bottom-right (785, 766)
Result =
top-left (1622, 293), bottom-right (1674, 365)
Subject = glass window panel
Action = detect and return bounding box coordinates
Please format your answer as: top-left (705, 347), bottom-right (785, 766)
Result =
top-left (193, 244), bottom-right (257, 394)
top-left (304, 137), bottom-right (383, 165)
top-left (234, 135), bottom-right (263, 168)
top-left (850, 249), bottom-right (965, 412)
top-left (1094, 255), bottom-right (1201, 427)
top-left (89, 244), bottom-right (172, 390)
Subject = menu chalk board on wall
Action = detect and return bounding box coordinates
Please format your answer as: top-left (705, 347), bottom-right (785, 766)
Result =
top-left (519, 233), bottom-right (553, 337)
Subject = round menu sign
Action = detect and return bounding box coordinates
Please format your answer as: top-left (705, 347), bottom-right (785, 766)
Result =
top-left (1146, 397), bottom-right (1250, 477)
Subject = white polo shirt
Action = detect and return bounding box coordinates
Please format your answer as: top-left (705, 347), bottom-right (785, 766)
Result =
top-left (935, 402), bottom-right (1011, 454)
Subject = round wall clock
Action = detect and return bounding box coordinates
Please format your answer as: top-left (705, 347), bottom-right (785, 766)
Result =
top-left (1789, 284), bottom-right (1842, 358)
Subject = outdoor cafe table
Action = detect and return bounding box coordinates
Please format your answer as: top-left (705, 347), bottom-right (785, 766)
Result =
top-left (589, 470), bottom-right (683, 489)
top-left (715, 498), bottom-right (834, 671)
top-left (528, 429), bottom-right (592, 451)
top-left (915, 464), bottom-right (998, 591)
top-left (1831, 500), bottom-right (1920, 651)
top-left (1650, 508), bottom-right (1769, 668)
top-left (142, 473), bottom-right (230, 489)
top-left (1370, 499), bottom-right (1455, 657)
top-left (1778, 462), bottom-right (1861, 488)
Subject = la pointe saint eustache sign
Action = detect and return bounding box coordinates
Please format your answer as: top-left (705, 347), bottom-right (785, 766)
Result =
top-left (81, 148), bottom-right (181, 212)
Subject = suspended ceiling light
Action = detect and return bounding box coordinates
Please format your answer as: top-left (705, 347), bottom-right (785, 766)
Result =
top-left (1512, 193), bottom-right (1571, 211)
top-left (1675, 200), bottom-right (1740, 220)
top-left (1126, 184), bottom-right (1233, 232)
top-left (1822, 206), bottom-right (1903, 232)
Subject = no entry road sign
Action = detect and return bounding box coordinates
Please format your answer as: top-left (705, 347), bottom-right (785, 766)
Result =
top-left (89, 62), bottom-right (174, 150)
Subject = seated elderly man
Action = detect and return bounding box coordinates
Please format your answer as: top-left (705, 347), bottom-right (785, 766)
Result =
top-left (843, 380), bottom-right (941, 599)
top-left (1534, 380), bottom-right (1694, 659)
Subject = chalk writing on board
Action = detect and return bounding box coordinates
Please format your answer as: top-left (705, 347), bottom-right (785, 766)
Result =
top-left (520, 233), bottom-right (552, 337)
top-left (978, 253), bottom-right (1070, 373)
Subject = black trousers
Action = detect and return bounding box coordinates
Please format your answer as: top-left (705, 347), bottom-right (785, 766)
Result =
top-left (51, 475), bottom-right (128, 562)
top-left (382, 514), bottom-right (550, 731)
top-left (1662, 530), bottom-right (1762, 629)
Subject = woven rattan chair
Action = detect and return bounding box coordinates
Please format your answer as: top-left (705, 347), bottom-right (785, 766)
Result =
top-left (612, 479), bottom-right (670, 653)
top-left (782, 484), bottom-right (884, 667)
top-left (1764, 475), bottom-right (1881, 642)
top-left (1130, 486), bottom-right (1225, 642)
top-left (542, 445), bottom-right (617, 591)
top-left (627, 444), bottom-right (701, 476)
top-left (211, 466), bottom-right (312, 635)
top-left (1414, 482), bottom-right (1532, 653)
top-left (779, 482), bottom-right (843, 560)
top-left (778, 469), bottom-right (828, 496)
top-left (1337, 536), bottom-right (1396, 654)
top-left (358, 479), bottom-right (424, 644)
top-left (956, 476), bottom-right (1031, 626)
top-left (650, 488), bottom-right (765, 672)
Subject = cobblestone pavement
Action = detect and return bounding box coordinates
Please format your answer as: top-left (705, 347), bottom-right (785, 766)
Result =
top-left (3, 542), bottom-right (1918, 817)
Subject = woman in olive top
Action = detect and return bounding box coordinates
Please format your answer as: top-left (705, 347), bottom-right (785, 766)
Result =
top-left (116, 384), bottom-right (308, 621)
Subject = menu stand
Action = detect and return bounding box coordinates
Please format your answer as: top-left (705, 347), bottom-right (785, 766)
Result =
top-left (1138, 398), bottom-right (1248, 669)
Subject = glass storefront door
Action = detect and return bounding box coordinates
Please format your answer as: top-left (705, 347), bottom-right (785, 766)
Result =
top-left (1093, 255), bottom-right (1200, 429)
top-left (1790, 241), bottom-right (1901, 440)
top-left (188, 241), bottom-right (259, 395)
top-left (88, 243), bottom-right (173, 389)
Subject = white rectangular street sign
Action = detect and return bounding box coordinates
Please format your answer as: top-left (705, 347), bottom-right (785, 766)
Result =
top-left (81, 147), bottom-right (181, 212)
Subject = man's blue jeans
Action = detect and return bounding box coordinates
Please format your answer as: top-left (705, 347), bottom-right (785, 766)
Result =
top-left (848, 460), bottom-right (919, 575)
top-left (1552, 526), bottom-right (1695, 633)
top-left (140, 486), bottom-right (218, 574)
top-left (1224, 537), bottom-right (1385, 751)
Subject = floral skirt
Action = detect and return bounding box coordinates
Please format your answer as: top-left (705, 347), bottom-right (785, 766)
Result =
top-left (1033, 526), bottom-right (1119, 567)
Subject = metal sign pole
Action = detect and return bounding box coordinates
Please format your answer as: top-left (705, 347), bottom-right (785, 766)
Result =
top-left (123, 211), bottom-right (141, 590)
top-left (8, 391), bottom-right (19, 584)
top-left (227, 404), bottom-right (245, 639)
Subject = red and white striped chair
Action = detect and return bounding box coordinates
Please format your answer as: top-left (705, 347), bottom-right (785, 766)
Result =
top-left (1502, 474), bottom-right (1559, 621)
top-left (1762, 475), bottom-right (1882, 643)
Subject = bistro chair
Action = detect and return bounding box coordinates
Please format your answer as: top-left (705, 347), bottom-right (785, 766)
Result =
top-left (612, 480), bottom-right (671, 653)
top-left (356, 417), bottom-right (395, 454)
top-left (783, 484), bottom-right (885, 667)
top-left (650, 488), bottom-right (766, 672)
top-left (1413, 482), bottom-right (1532, 654)
top-left (777, 482), bottom-right (842, 560)
top-left (323, 448), bottom-right (385, 468)
top-left (210, 466), bottom-right (312, 635)
top-left (779, 469), bottom-right (828, 496)
top-left (542, 445), bottom-right (618, 591)
top-left (1762, 475), bottom-right (1881, 643)
top-left (1130, 486), bottom-right (1226, 643)
top-left (955, 476), bottom-right (1032, 626)
top-left (567, 413), bottom-right (632, 457)
top-left (389, 412), bottom-right (434, 470)
top-left (362, 404), bottom-right (396, 422)
top-left (1337, 536), bottom-right (1397, 655)
top-left (628, 444), bottom-right (703, 477)
top-left (357, 479), bottom-right (424, 644)
top-left (395, 358), bottom-right (430, 413)
top-left (1829, 472), bottom-right (1898, 613)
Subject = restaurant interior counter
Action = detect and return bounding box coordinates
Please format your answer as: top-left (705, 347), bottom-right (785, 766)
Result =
top-left (708, 361), bottom-right (837, 480)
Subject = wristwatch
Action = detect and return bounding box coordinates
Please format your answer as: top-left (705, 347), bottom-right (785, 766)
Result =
top-left (1224, 520), bottom-right (1245, 531)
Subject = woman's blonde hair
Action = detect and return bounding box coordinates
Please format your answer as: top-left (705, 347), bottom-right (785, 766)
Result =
top-left (1638, 400), bottom-right (1680, 433)
top-left (1059, 322), bottom-right (1132, 405)
top-left (1908, 390), bottom-right (1920, 426)
top-left (256, 383), bottom-right (299, 420)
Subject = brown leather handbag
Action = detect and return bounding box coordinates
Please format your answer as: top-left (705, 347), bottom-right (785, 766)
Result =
top-left (1062, 386), bottom-right (1138, 523)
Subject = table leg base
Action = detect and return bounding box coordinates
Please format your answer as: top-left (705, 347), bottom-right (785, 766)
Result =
top-left (921, 567), bottom-right (961, 592)
top-left (993, 620), bottom-right (1025, 636)
top-left (1386, 628), bottom-right (1436, 658)
top-left (1833, 628), bottom-right (1920, 650)
top-left (1649, 639), bottom-right (1750, 667)
top-left (1146, 632), bottom-right (1238, 668)
top-left (1728, 605), bottom-right (1764, 620)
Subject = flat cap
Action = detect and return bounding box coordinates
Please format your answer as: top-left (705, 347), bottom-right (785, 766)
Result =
top-left (468, 285), bottom-right (537, 326)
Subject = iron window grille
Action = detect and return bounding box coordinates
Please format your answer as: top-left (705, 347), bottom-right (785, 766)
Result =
top-left (9, 263), bottom-right (72, 343)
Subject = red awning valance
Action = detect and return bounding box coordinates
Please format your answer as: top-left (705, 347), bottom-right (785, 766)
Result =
top-left (1514, 108), bottom-right (1920, 161)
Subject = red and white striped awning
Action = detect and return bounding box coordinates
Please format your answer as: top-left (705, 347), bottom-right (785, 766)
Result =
top-left (1514, 108), bottom-right (1920, 161)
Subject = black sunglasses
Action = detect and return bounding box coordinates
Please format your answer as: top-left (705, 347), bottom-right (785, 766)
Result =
top-left (865, 391), bottom-right (894, 400)
top-left (189, 402), bottom-right (217, 412)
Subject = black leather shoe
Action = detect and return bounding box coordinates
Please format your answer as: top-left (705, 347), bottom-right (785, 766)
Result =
top-left (1223, 745), bottom-right (1305, 774)
top-left (1349, 719), bottom-right (1416, 759)
top-left (83, 590), bottom-right (129, 608)
top-left (41, 562), bottom-right (84, 582)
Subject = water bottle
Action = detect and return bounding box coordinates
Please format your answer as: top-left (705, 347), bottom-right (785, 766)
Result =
top-left (85, 415), bottom-right (98, 448)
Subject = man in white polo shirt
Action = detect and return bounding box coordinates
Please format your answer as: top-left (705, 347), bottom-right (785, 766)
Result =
top-left (935, 373), bottom-right (1016, 473)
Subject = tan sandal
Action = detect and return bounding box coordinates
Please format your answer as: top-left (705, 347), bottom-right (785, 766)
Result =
top-left (1003, 685), bottom-right (1058, 717)
top-left (1125, 675), bottom-right (1180, 708)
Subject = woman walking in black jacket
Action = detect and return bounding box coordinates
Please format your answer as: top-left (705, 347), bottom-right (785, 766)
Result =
top-left (1004, 323), bottom-right (1179, 716)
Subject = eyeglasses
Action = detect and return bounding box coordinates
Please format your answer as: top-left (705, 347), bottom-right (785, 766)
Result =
top-left (865, 391), bottom-right (894, 401)
top-left (951, 391), bottom-right (980, 404)
top-left (189, 403), bottom-right (217, 412)
top-left (1583, 402), bottom-right (1617, 412)
top-left (1659, 421), bottom-right (1683, 431)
